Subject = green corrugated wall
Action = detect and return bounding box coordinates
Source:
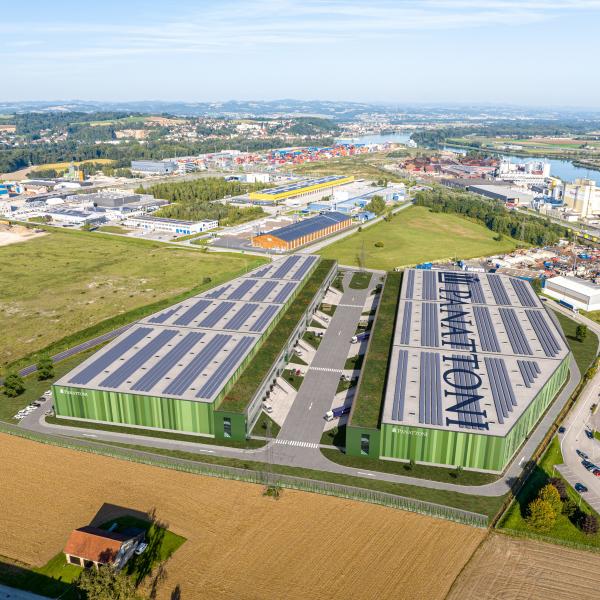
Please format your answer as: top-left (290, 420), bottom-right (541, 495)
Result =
top-left (53, 385), bottom-right (214, 435)
top-left (376, 355), bottom-right (570, 471)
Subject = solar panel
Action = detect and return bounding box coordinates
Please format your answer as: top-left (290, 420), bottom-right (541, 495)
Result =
top-left (272, 281), bottom-right (296, 304)
top-left (450, 355), bottom-right (485, 429)
top-left (526, 310), bottom-right (561, 357)
top-left (250, 304), bottom-right (279, 332)
top-left (163, 334), bottom-right (230, 396)
top-left (266, 213), bottom-right (350, 244)
top-left (499, 308), bottom-right (532, 355)
top-left (131, 332), bottom-right (205, 392)
top-left (272, 255), bottom-right (301, 279)
top-left (225, 303), bottom-right (259, 331)
top-left (252, 267), bottom-right (271, 278)
top-left (148, 307), bottom-right (179, 324)
top-left (292, 256), bottom-right (317, 281)
top-left (99, 329), bottom-right (179, 388)
top-left (469, 278), bottom-right (486, 304)
top-left (173, 299), bottom-right (212, 326)
top-left (511, 279), bottom-right (538, 307)
top-left (405, 270), bottom-right (415, 299)
top-left (422, 270), bottom-right (437, 301)
top-left (419, 352), bottom-right (442, 425)
top-left (517, 359), bottom-right (541, 388)
top-left (487, 274), bottom-right (511, 305)
top-left (442, 307), bottom-right (471, 349)
top-left (199, 302), bottom-right (235, 328)
top-left (420, 302), bottom-right (439, 347)
top-left (196, 336), bottom-right (254, 399)
top-left (204, 284), bottom-right (230, 299)
top-left (228, 279), bottom-right (258, 301)
top-left (391, 350), bottom-right (409, 421)
top-left (250, 280), bottom-right (278, 302)
top-left (400, 302), bottom-right (412, 345)
top-left (68, 327), bottom-right (152, 385)
top-left (473, 306), bottom-right (501, 352)
top-left (485, 357), bottom-right (517, 424)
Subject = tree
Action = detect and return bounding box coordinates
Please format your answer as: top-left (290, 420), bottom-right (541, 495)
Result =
top-left (36, 356), bottom-right (54, 381)
top-left (562, 498), bottom-right (577, 519)
top-left (526, 498), bottom-right (556, 532)
top-left (549, 477), bottom-right (568, 501)
top-left (576, 324), bottom-right (588, 342)
top-left (365, 195), bottom-right (386, 215)
top-left (538, 483), bottom-right (562, 516)
top-left (2, 373), bottom-right (25, 398)
top-left (580, 514), bottom-right (599, 535)
top-left (75, 566), bottom-right (142, 600)
top-left (530, 278), bottom-right (542, 294)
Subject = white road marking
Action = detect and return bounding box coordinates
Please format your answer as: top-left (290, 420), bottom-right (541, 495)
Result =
top-left (338, 304), bottom-right (363, 308)
top-left (309, 402), bottom-right (313, 410)
top-left (357, 471), bottom-right (376, 477)
top-left (309, 367), bottom-right (343, 373)
top-left (82, 434), bottom-right (97, 438)
top-left (275, 439), bottom-right (319, 449)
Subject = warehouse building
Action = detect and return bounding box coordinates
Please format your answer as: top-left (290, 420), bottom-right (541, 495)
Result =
top-left (124, 215), bottom-right (218, 235)
top-left (347, 268), bottom-right (571, 472)
top-left (53, 255), bottom-right (321, 440)
top-left (544, 275), bottom-right (600, 312)
top-left (248, 175), bottom-right (353, 203)
top-left (467, 184), bottom-right (534, 205)
top-left (252, 211), bottom-right (352, 251)
top-left (131, 160), bottom-right (178, 175)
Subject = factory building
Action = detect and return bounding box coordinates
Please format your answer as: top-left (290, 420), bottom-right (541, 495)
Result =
top-left (252, 212), bottom-right (352, 251)
top-left (347, 269), bottom-right (571, 472)
top-left (44, 209), bottom-right (107, 226)
top-left (544, 275), bottom-right (600, 312)
top-left (124, 215), bottom-right (218, 235)
top-left (468, 184), bottom-right (534, 205)
top-left (248, 175), bottom-right (353, 203)
top-left (53, 255), bottom-right (321, 440)
top-left (130, 160), bottom-right (178, 175)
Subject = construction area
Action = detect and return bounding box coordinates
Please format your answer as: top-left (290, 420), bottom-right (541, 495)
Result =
top-left (347, 268), bottom-right (571, 471)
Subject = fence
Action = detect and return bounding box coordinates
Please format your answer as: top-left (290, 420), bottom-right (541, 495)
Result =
top-left (0, 421), bottom-right (488, 528)
top-left (498, 528), bottom-right (600, 554)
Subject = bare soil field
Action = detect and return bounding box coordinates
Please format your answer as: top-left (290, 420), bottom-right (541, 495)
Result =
top-left (0, 433), bottom-right (485, 600)
top-left (448, 532), bottom-right (600, 600)
top-left (0, 225), bottom-right (46, 247)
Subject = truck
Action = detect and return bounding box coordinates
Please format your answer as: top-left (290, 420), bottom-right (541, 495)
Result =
top-left (558, 299), bottom-right (576, 311)
top-left (325, 405), bottom-right (351, 421)
top-left (351, 331), bottom-right (370, 344)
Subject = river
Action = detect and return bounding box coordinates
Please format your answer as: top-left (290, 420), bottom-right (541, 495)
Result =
top-left (442, 145), bottom-right (600, 183)
top-left (335, 132), bottom-right (412, 145)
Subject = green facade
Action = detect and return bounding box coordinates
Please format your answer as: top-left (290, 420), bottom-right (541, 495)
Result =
top-left (53, 385), bottom-right (214, 435)
top-left (348, 355), bottom-right (570, 472)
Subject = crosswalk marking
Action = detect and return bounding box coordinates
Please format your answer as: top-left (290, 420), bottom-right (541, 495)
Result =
top-left (275, 439), bottom-right (319, 449)
top-left (309, 366), bottom-right (343, 373)
top-left (337, 304), bottom-right (363, 308)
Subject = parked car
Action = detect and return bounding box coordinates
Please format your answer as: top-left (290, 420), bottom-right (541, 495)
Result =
top-left (584, 462), bottom-right (597, 471)
top-left (577, 450), bottom-right (589, 460)
top-left (586, 429), bottom-right (594, 439)
top-left (575, 483), bottom-right (588, 493)
top-left (558, 426), bottom-right (566, 433)
top-left (593, 469), bottom-right (600, 477)
top-left (134, 543), bottom-right (148, 555)
top-left (263, 404), bottom-right (273, 414)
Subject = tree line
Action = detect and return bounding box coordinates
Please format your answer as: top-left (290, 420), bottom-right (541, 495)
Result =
top-left (141, 177), bottom-right (267, 226)
top-left (413, 187), bottom-right (572, 246)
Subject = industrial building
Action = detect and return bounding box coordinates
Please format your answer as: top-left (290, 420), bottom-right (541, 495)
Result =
top-left (53, 255), bottom-right (321, 440)
top-left (44, 208), bottom-right (107, 227)
top-left (468, 184), bottom-right (534, 205)
top-left (248, 175), bottom-right (353, 203)
top-left (347, 268), bottom-right (571, 472)
top-left (130, 160), bottom-right (178, 175)
top-left (124, 215), bottom-right (218, 235)
top-left (543, 275), bottom-right (600, 312)
top-left (252, 212), bottom-right (352, 251)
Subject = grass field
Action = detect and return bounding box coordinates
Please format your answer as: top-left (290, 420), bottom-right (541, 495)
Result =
top-left (35, 158), bottom-right (115, 171)
top-left (553, 311), bottom-right (599, 373)
top-left (0, 229), bottom-right (263, 367)
top-left (448, 532), bottom-right (600, 600)
top-left (97, 225), bottom-right (132, 234)
top-left (319, 206), bottom-right (519, 270)
top-left (0, 433), bottom-right (486, 600)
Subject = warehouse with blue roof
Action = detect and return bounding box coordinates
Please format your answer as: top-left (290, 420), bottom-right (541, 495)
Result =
top-left (252, 211), bottom-right (352, 251)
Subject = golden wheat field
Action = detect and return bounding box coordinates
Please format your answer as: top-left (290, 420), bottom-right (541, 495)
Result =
top-left (0, 433), bottom-right (485, 600)
top-left (448, 532), bottom-right (600, 600)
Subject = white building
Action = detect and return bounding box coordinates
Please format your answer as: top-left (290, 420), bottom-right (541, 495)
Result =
top-left (544, 275), bottom-right (600, 311)
top-left (125, 215), bottom-right (218, 235)
top-left (497, 160), bottom-right (551, 182)
top-left (555, 179), bottom-right (600, 221)
top-left (244, 173), bottom-right (270, 184)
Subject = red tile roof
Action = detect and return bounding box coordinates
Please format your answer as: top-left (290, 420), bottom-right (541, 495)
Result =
top-left (64, 526), bottom-right (131, 564)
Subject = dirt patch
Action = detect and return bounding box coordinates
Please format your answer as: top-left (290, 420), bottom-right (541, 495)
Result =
top-left (0, 225), bottom-right (46, 247)
top-left (448, 532), bottom-right (600, 600)
top-left (0, 433), bottom-right (484, 599)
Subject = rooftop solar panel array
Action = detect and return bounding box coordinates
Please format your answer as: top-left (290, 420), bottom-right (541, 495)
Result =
top-left (254, 175), bottom-right (347, 196)
top-left (59, 254), bottom-right (320, 404)
top-left (385, 268), bottom-right (568, 435)
top-left (262, 212), bottom-right (351, 244)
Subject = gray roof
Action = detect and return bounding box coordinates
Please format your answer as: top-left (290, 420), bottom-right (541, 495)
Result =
top-left (383, 268), bottom-right (569, 436)
top-left (255, 175), bottom-right (348, 196)
top-left (55, 254), bottom-right (319, 403)
top-left (258, 212), bottom-right (351, 243)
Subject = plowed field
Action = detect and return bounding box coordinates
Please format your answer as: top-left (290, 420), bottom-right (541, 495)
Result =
top-left (0, 433), bottom-right (485, 599)
top-left (448, 533), bottom-right (600, 600)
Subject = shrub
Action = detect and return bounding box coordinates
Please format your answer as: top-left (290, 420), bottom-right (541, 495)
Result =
top-left (580, 514), bottom-right (599, 535)
top-left (36, 356), bottom-right (54, 381)
top-left (2, 373), bottom-right (25, 398)
top-left (538, 483), bottom-right (562, 516)
top-left (374, 241), bottom-right (384, 248)
top-left (576, 324), bottom-right (588, 342)
top-left (548, 478), bottom-right (568, 502)
top-left (526, 498), bottom-right (556, 532)
top-left (561, 498), bottom-right (578, 518)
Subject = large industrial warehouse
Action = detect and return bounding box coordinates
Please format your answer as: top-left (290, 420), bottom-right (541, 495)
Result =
top-left (248, 175), bottom-right (353, 203)
top-left (347, 268), bottom-right (571, 472)
top-left (52, 255), bottom-right (320, 439)
top-left (252, 211), bottom-right (352, 251)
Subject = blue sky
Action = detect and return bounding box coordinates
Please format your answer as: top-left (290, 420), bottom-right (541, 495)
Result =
top-left (2, 0), bottom-right (600, 106)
